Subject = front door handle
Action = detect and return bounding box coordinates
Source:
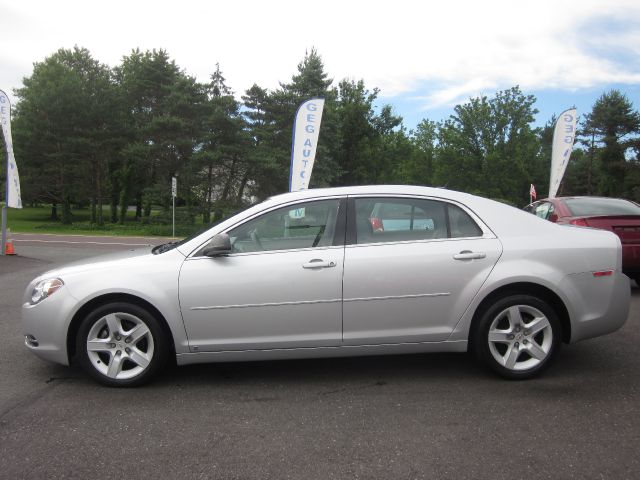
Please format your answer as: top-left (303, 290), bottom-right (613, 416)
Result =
top-left (302, 259), bottom-right (337, 269)
top-left (453, 250), bottom-right (486, 260)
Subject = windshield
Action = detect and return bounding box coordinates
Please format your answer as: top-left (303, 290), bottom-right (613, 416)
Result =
top-left (564, 198), bottom-right (640, 217)
top-left (151, 202), bottom-right (262, 254)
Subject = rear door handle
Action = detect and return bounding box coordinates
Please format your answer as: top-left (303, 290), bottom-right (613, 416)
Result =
top-left (302, 259), bottom-right (337, 269)
top-left (453, 250), bottom-right (486, 260)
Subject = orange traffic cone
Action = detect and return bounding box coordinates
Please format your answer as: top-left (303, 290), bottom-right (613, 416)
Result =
top-left (5, 229), bottom-right (16, 255)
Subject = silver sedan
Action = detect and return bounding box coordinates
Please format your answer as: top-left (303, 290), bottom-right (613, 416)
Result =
top-left (22, 186), bottom-right (630, 386)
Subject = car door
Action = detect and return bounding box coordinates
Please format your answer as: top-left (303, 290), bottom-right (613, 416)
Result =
top-left (179, 198), bottom-right (346, 352)
top-left (342, 196), bottom-right (502, 345)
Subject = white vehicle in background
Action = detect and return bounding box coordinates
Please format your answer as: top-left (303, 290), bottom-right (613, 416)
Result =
top-left (22, 185), bottom-right (629, 386)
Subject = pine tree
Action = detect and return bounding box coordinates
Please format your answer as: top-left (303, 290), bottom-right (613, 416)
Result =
top-left (13, 46), bottom-right (118, 224)
top-left (583, 90), bottom-right (640, 197)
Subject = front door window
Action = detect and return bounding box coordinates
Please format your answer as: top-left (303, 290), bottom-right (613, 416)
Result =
top-left (228, 199), bottom-right (340, 253)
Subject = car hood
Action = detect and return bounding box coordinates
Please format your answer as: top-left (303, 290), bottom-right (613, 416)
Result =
top-left (33, 247), bottom-right (185, 281)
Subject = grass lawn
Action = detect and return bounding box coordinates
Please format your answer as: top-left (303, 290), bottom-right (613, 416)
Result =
top-left (3, 205), bottom-right (207, 237)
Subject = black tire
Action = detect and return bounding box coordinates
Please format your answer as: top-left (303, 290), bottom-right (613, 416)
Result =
top-left (472, 294), bottom-right (561, 380)
top-left (76, 302), bottom-right (169, 387)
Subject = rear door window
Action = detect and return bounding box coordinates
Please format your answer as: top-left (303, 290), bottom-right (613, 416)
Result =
top-left (353, 197), bottom-right (482, 244)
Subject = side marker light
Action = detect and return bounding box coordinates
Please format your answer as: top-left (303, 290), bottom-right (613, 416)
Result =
top-left (593, 270), bottom-right (613, 277)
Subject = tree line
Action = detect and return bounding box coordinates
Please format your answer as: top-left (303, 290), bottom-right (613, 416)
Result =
top-left (2, 46), bottom-right (639, 227)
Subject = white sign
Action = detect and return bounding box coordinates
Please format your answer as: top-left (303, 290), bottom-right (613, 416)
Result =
top-left (171, 176), bottom-right (177, 198)
top-left (0, 90), bottom-right (22, 208)
top-left (549, 108), bottom-right (577, 199)
top-left (289, 207), bottom-right (305, 219)
top-left (289, 98), bottom-right (325, 191)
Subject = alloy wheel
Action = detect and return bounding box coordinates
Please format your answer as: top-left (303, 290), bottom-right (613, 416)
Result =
top-left (85, 312), bottom-right (155, 380)
top-left (487, 304), bottom-right (553, 371)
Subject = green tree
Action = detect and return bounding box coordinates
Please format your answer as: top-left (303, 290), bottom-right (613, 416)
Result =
top-left (434, 86), bottom-right (539, 203)
top-left (245, 48), bottom-right (337, 198)
top-left (572, 113), bottom-right (600, 196)
top-left (554, 148), bottom-right (590, 196)
top-left (242, 83), bottom-right (281, 199)
top-left (192, 64), bottom-right (248, 224)
top-left (582, 90), bottom-right (640, 197)
top-left (114, 49), bottom-right (202, 223)
top-left (531, 117), bottom-right (555, 198)
top-left (395, 119), bottom-right (439, 185)
top-left (334, 79), bottom-right (374, 185)
top-left (13, 46), bottom-right (118, 224)
top-left (333, 79), bottom-right (403, 185)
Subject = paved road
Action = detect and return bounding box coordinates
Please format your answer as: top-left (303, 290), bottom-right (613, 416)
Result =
top-left (1, 238), bottom-right (639, 479)
top-left (11, 232), bottom-right (177, 250)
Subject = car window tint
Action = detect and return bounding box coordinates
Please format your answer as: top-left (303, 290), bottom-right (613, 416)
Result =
top-left (564, 198), bottom-right (640, 216)
top-left (228, 199), bottom-right (340, 253)
top-left (354, 197), bottom-right (481, 244)
top-left (448, 204), bottom-right (483, 238)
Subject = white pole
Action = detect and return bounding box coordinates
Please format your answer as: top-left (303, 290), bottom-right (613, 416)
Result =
top-left (1, 128), bottom-right (7, 254)
top-left (171, 176), bottom-right (176, 237)
top-left (1, 90), bottom-right (12, 254)
top-left (1, 205), bottom-right (6, 256)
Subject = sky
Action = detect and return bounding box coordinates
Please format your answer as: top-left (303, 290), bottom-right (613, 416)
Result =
top-left (1, 0), bottom-right (639, 129)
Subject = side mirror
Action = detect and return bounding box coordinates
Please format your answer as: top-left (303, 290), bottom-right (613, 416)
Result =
top-left (202, 233), bottom-right (232, 257)
top-left (549, 213), bottom-right (559, 223)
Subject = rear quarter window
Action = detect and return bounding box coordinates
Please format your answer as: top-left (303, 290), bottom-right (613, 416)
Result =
top-left (448, 204), bottom-right (483, 238)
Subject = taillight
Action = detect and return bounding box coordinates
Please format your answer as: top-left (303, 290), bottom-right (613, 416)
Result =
top-left (570, 218), bottom-right (589, 227)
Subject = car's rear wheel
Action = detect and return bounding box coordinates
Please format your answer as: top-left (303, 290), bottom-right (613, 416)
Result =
top-left (76, 302), bottom-right (168, 387)
top-left (473, 294), bottom-right (561, 379)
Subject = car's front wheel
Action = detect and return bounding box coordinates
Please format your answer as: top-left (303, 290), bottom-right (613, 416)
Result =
top-left (76, 302), bottom-right (168, 387)
top-left (473, 294), bottom-right (561, 379)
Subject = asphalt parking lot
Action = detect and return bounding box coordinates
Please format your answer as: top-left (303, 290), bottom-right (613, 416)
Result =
top-left (1, 237), bottom-right (639, 479)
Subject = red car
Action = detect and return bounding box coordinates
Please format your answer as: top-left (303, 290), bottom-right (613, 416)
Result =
top-left (525, 196), bottom-right (640, 283)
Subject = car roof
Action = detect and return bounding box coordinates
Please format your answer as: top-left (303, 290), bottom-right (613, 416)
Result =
top-left (267, 185), bottom-right (459, 202)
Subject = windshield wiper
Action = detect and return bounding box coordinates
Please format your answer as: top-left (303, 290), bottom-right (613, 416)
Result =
top-left (152, 242), bottom-right (178, 254)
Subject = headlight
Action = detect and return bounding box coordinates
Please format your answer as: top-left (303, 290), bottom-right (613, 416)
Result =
top-left (30, 278), bottom-right (64, 305)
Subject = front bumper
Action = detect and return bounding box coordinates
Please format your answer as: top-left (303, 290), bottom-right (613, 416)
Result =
top-left (21, 283), bottom-right (79, 366)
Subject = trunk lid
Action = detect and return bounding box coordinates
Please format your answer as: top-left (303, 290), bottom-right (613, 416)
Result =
top-left (578, 215), bottom-right (640, 245)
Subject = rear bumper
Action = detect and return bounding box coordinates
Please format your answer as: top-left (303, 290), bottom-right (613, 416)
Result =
top-left (622, 244), bottom-right (640, 275)
top-left (563, 271), bottom-right (630, 343)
